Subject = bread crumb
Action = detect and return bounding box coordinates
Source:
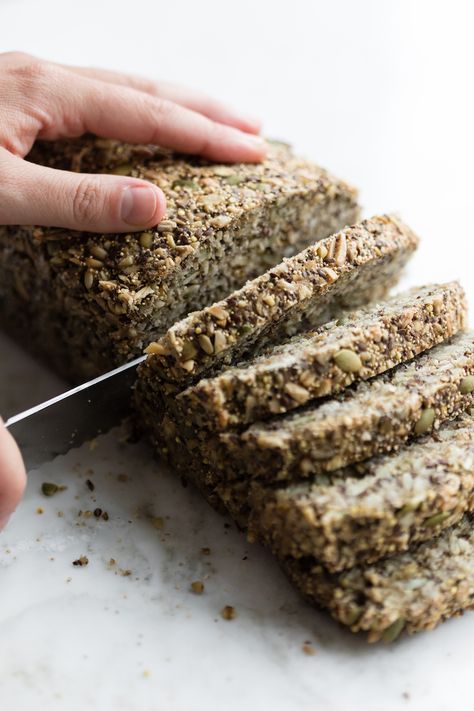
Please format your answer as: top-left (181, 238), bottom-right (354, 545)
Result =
top-left (191, 580), bottom-right (204, 594)
top-left (302, 642), bottom-right (316, 656)
top-left (72, 555), bottom-right (89, 567)
top-left (221, 605), bottom-right (236, 620)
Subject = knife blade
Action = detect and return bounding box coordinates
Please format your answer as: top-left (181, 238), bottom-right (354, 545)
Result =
top-left (5, 355), bottom-right (146, 470)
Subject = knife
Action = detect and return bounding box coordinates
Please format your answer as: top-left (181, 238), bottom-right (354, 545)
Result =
top-left (5, 355), bottom-right (146, 471)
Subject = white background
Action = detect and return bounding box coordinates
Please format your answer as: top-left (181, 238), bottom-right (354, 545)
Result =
top-left (1, 1), bottom-right (474, 709)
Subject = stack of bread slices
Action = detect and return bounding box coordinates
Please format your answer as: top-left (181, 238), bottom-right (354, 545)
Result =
top-left (135, 214), bottom-right (474, 643)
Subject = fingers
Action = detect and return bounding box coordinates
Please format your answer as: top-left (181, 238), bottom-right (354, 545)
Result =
top-left (2, 54), bottom-right (265, 163)
top-left (0, 148), bottom-right (166, 232)
top-left (0, 418), bottom-right (26, 531)
top-left (62, 65), bottom-right (261, 135)
top-left (41, 70), bottom-right (266, 163)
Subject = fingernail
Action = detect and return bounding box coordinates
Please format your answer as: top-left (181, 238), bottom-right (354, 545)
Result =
top-left (234, 132), bottom-right (267, 158)
top-left (120, 185), bottom-right (159, 226)
top-left (239, 133), bottom-right (266, 148)
top-left (241, 115), bottom-right (262, 133)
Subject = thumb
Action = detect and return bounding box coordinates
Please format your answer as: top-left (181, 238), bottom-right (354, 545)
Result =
top-left (0, 148), bottom-right (166, 232)
top-left (0, 417), bottom-right (26, 530)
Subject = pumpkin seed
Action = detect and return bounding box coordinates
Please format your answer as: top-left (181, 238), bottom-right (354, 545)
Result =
top-left (172, 179), bottom-right (198, 190)
top-left (41, 482), bottom-right (66, 497)
top-left (460, 375), bottom-right (474, 395)
top-left (111, 164), bottom-right (132, 175)
top-left (334, 349), bottom-right (362, 373)
top-left (424, 511), bottom-right (451, 527)
top-left (414, 407), bottom-right (435, 434)
top-left (140, 232), bottom-right (153, 249)
top-left (198, 334), bottom-right (214, 355)
top-left (224, 174), bottom-right (245, 185)
top-left (382, 617), bottom-right (405, 643)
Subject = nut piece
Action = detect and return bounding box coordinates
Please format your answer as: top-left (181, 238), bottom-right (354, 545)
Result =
top-left (208, 305), bottom-right (230, 321)
top-left (181, 340), bottom-right (198, 361)
top-left (334, 349), bottom-right (363, 373)
top-left (145, 341), bottom-right (168, 356)
top-left (214, 331), bottom-right (227, 354)
top-left (284, 382), bottom-right (310, 404)
top-left (221, 605), bottom-right (236, 620)
top-left (190, 580), bottom-right (204, 594)
top-left (198, 334), bottom-right (214, 355)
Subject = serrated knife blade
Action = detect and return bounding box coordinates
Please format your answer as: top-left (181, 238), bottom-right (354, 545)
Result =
top-left (5, 356), bottom-right (146, 470)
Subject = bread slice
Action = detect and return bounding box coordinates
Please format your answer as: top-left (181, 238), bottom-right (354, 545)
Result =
top-left (0, 137), bottom-right (358, 381)
top-left (143, 215), bottom-right (419, 387)
top-left (175, 282), bottom-right (467, 430)
top-left (250, 414), bottom-right (474, 571)
top-left (282, 508), bottom-right (474, 642)
top-left (223, 331), bottom-right (474, 481)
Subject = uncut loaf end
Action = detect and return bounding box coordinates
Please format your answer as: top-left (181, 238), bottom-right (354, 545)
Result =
top-left (0, 137), bottom-right (358, 382)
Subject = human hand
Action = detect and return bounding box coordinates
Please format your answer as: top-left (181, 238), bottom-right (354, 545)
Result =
top-left (0, 418), bottom-right (26, 531)
top-left (0, 51), bottom-right (266, 234)
top-left (0, 51), bottom-right (265, 529)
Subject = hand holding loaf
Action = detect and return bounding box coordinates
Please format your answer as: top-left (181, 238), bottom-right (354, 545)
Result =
top-left (2, 56), bottom-right (473, 646)
top-left (0, 51), bottom-right (265, 233)
top-left (0, 51), bottom-right (267, 529)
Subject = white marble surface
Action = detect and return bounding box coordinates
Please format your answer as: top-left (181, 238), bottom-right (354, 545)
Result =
top-left (4, 409), bottom-right (474, 711)
top-left (1, 0), bottom-right (474, 708)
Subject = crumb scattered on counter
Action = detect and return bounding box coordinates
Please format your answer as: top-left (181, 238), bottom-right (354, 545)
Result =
top-left (117, 474), bottom-right (129, 483)
top-left (190, 581), bottom-right (204, 594)
top-left (72, 555), bottom-right (89, 567)
top-left (41, 482), bottom-right (67, 497)
top-left (221, 605), bottom-right (236, 620)
top-left (151, 516), bottom-right (164, 530)
top-left (106, 558), bottom-right (116, 569)
top-left (201, 547), bottom-right (211, 556)
top-left (36, 507), bottom-right (44, 515)
top-left (302, 642), bottom-right (316, 656)
top-left (86, 479), bottom-right (95, 492)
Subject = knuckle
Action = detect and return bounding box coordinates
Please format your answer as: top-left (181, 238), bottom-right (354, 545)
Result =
top-left (153, 97), bottom-right (177, 122)
top-left (8, 55), bottom-right (49, 83)
top-left (1, 50), bottom-right (32, 65)
top-left (136, 77), bottom-right (157, 95)
top-left (72, 178), bottom-right (103, 225)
